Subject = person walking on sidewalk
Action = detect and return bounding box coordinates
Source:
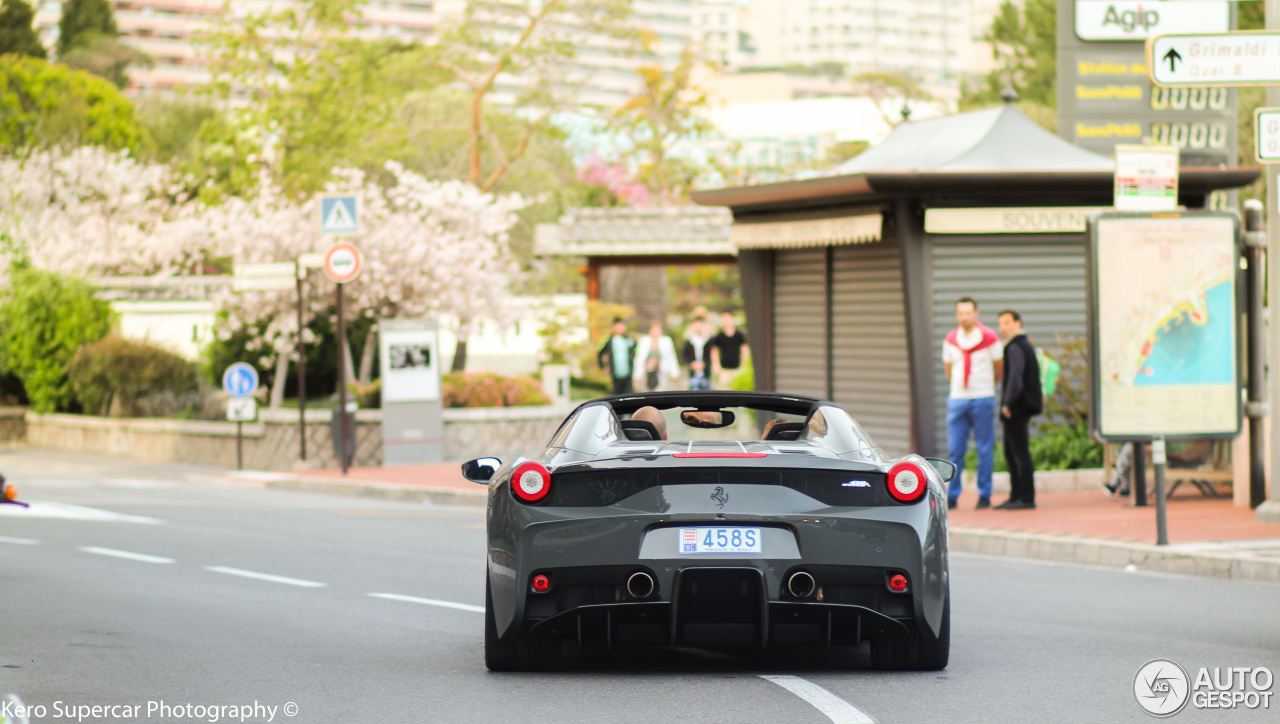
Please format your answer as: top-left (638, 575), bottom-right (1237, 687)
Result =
top-left (943, 296), bottom-right (1003, 509)
top-left (598, 317), bottom-right (637, 395)
top-left (711, 310), bottom-right (748, 389)
top-left (634, 321), bottom-right (680, 392)
top-left (996, 309), bottom-right (1043, 510)
top-left (683, 315), bottom-right (714, 391)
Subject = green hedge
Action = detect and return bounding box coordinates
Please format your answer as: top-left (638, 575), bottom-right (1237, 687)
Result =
top-left (443, 371), bottom-right (550, 408)
top-left (0, 264), bottom-right (113, 412)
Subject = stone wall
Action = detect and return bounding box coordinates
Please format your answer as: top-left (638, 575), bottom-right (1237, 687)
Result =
top-left (0, 408), bottom-right (27, 443)
top-left (20, 405), bottom-right (567, 470)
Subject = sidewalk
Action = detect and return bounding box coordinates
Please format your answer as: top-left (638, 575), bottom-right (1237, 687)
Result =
top-left (3, 448), bottom-right (1278, 583)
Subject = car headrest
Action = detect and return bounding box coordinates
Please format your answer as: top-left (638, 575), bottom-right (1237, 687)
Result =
top-left (620, 420), bottom-right (660, 441)
top-left (763, 421), bottom-right (806, 441)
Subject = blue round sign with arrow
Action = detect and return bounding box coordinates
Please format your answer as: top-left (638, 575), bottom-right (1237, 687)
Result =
top-left (222, 363), bottom-right (259, 398)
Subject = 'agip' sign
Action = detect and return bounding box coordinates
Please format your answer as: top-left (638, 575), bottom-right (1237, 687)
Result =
top-left (1075, 1), bottom-right (1228, 42)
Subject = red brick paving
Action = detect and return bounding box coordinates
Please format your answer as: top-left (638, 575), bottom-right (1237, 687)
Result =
top-left (948, 489), bottom-right (1280, 545)
top-left (297, 464), bottom-right (1280, 545)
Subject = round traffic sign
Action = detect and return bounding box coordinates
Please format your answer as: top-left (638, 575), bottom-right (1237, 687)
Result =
top-left (222, 363), bottom-right (259, 398)
top-left (324, 243), bottom-right (362, 284)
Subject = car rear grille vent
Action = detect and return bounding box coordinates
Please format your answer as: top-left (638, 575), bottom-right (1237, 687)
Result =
top-left (547, 468), bottom-right (891, 507)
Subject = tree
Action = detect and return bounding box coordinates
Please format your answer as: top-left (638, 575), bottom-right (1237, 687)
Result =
top-left (960, 0), bottom-right (1055, 110)
top-left (59, 35), bottom-right (151, 89)
top-left (55, 0), bottom-right (116, 57)
top-left (0, 0), bottom-right (46, 59)
top-left (431, 0), bottom-right (634, 195)
top-left (198, 0), bottom-right (423, 197)
top-left (0, 56), bottom-right (150, 151)
top-left (0, 145), bottom-right (187, 280)
top-left (188, 163), bottom-right (527, 402)
top-left (428, 0), bottom-right (632, 369)
top-left (609, 44), bottom-right (714, 202)
top-left (852, 71), bottom-right (938, 128)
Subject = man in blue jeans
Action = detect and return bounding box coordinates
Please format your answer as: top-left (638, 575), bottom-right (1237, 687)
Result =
top-left (942, 296), bottom-right (1003, 509)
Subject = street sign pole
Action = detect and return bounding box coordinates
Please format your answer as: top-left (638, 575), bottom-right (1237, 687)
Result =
top-left (1153, 436), bottom-right (1168, 545)
top-left (237, 421), bottom-right (244, 471)
top-left (1244, 201), bottom-right (1269, 509)
top-left (337, 282), bottom-right (350, 475)
top-left (1263, 0), bottom-right (1280, 523)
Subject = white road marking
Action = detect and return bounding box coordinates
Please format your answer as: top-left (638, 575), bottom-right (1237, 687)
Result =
top-left (79, 546), bottom-right (174, 564)
top-left (0, 536), bottom-right (39, 545)
top-left (759, 675), bottom-right (875, 724)
top-left (205, 566), bottom-right (327, 588)
top-left (0, 500), bottom-right (164, 525)
top-left (367, 593), bottom-right (485, 613)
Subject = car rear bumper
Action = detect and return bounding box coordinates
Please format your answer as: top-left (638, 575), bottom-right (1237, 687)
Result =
top-left (527, 568), bottom-right (911, 649)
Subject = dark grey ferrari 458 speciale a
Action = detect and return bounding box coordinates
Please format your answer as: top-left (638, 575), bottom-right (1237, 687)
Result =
top-left (461, 391), bottom-right (956, 672)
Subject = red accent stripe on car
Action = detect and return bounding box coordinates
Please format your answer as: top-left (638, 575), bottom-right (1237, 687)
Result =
top-left (671, 452), bottom-right (768, 458)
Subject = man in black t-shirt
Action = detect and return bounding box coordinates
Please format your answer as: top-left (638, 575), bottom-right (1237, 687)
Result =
top-left (711, 311), bottom-right (747, 390)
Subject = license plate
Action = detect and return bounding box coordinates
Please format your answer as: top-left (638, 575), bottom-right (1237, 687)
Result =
top-left (679, 527), bottom-right (762, 554)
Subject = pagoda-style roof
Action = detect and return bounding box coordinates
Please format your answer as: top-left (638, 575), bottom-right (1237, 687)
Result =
top-left (534, 206), bottom-right (733, 258)
top-left (692, 101), bottom-right (1259, 214)
top-left (832, 104), bottom-right (1114, 174)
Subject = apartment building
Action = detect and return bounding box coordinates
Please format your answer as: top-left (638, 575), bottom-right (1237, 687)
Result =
top-left (30, 0), bottom-right (696, 105)
top-left (740, 0), bottom-right (1012, 98)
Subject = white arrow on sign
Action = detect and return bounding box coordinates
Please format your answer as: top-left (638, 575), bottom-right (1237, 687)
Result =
top-left (1257, 108), bottom-right (1280, 163)
top-left (1148, 31), bottom-right (1280, 87)
top-left (227, 397), bottom-right (257, 422)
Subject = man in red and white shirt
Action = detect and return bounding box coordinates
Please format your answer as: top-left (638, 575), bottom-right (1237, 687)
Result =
top-left (942, 296), bottom-right (1003, 509)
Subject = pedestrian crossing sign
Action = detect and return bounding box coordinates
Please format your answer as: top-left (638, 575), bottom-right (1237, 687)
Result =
top-left (320, 195), bottom-right (359, 235)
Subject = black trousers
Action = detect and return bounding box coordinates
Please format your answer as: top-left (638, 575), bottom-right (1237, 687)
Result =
top-left (1003, 412), bottom-right (1035, 503)
top-left (611, 376), bottom-right (633, 395)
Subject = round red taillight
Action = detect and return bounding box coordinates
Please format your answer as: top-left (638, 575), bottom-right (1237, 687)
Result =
top-left (531, 574), bottom-right (551, 594)
top-left (888, 573), bottom-right (909, 593)
top-left (886, 462), bottom-right (927, 503)
top-left (511, 461), bottom-right (551, 503)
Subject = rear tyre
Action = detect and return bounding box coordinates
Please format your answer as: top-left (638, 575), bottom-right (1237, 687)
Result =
top-left (913, 587), bottom-right (950, 671)
top-left (484, 572), bottom-right (520, 671)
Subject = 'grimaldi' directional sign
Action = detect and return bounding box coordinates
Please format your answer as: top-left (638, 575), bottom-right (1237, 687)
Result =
top-left (1148, 31), bottom-right (1280, 87)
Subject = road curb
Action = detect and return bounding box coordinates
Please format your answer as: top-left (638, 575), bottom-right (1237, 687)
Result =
top-left (255, 474), bottom-right (487, 507)
top-left (950, 527), bottom-right (1280, 584)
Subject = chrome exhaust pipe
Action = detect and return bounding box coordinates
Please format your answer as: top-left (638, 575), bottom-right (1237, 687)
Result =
top-left (626, 571), bottom-right (655, 599)
top-left (787, 571), bottom-right (816, 599)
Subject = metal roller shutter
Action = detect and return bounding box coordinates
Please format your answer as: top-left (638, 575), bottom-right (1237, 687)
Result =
top-left (930, 234), bottom-right (1088, 447)
top-left (831, 241), bottom-right (912, 457)
top-left (773, 249), bottom-right (828, 399)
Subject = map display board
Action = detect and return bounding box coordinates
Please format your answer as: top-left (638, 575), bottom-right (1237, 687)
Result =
top-left (1088, 212), bottom-right (1241, 440)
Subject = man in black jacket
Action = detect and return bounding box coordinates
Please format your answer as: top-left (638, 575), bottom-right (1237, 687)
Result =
top-left (597, 317), bottom-right (637, 395)
top-left (996, 309), bottom-right (1043, 510)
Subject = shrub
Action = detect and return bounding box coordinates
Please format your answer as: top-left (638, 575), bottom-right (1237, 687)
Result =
top-left (347, 378), bottom-right (381, 409)
top-left (443, 371), bottom-right (551, 408)
top-left (0, 264), bottom-right (114, 412)
top-left (68, 334), bottom-right (198, 417)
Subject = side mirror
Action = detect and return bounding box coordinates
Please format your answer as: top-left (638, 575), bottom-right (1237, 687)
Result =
top-left (924, 457), bottom-right (957, 484)
top-left (461, 457), bottom-right (501, 484)
top-left (680, 409), bottom-right (737, 429)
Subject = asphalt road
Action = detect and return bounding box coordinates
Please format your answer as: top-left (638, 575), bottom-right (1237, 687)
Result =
top-left (1, 460), bottom-right (1278, 724)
